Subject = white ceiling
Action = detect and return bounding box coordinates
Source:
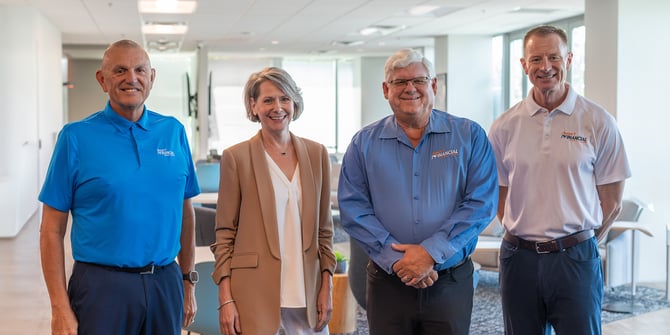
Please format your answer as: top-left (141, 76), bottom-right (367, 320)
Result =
top-left (1, 0), bottom-right (583, 57)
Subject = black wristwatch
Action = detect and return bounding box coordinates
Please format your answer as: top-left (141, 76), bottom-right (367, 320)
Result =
top-left (183, 271), bottom-right (199, 284)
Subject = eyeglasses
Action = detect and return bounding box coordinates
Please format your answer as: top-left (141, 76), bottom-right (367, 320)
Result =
top-left (387, 76), bottom-right (431, 87)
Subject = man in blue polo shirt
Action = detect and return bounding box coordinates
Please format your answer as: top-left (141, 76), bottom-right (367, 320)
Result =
top-left (337, 48), bottom-right (498, 335)
top-left (39, 39), bottom-right (201, 335)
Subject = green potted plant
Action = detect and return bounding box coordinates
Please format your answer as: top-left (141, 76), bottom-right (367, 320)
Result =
top-left (334, 251), bottom-right (348, 274)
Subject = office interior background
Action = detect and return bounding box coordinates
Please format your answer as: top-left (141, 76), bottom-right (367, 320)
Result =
top-left (1, 0), bottom-right (669, 288)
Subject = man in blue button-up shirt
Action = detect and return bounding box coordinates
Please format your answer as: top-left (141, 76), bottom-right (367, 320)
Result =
top-left (338, 48), bottom-right (498, 335)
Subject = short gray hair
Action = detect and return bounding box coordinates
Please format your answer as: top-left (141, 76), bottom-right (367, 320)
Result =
top-left (384, 48), bottom-right (435, 81)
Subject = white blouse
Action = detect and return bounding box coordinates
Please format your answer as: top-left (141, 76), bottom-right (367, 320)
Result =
top-left (265, 151), bottom-right (306, 307)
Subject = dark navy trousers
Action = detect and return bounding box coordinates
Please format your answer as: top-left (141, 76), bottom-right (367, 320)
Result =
top-left (68, 261), bottom-right (183, 335)
top-left (499, 237), bottom-right (603, 335)
top-left (366, 258), bottom-right (474, 335)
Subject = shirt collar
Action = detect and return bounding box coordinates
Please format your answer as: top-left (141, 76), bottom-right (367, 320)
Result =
top-left (102, 102), bottom-right (150, 131)
top-left (379, 110), bottom-right (450, 139)
top-left (525, 84), bottom-right (577, 117)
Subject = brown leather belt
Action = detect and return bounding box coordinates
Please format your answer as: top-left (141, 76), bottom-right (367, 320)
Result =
top-left (503, 230), bottom-right (594, 254)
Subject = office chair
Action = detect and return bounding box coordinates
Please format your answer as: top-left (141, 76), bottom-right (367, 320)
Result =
top-left (348, 240), bottom-right (368, 310)
top-left (194, 206), bottom-right (216, 247)
top-left (602, 198), bottom-right (653, 313)
top-left (184, 261), bottom-right (220, 335)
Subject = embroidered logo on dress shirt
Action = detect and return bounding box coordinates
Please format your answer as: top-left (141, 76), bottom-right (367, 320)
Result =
top-left (431, 149), bottom-right (459, 159)
top-left (560, 131), bottom-right (587, 143)
top-left (157, 148), bottom-right (176, 157)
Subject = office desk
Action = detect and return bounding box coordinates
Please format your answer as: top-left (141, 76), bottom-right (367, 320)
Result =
top-left (192, 192), bottom-right (217, 205)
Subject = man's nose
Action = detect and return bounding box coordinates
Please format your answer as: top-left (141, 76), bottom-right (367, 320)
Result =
top-left (541, 58), bottom-right (552, 70)
top-left (124, 71), bottom-right (139, 82)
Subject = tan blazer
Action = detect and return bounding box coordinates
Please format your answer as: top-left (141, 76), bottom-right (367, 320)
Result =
top-left (211, 131), bottom-right (336, 335)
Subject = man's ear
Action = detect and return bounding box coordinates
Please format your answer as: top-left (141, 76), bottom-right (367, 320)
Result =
top-left (520, 58), bottom-right (529, 75)
top-left (95, 70), bottom-right (109, 93)
top-left (150, 68), bottom-right (156, 86)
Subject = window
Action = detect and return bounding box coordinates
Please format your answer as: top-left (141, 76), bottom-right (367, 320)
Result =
top-left (208, 57), bottom-right (360, 155)
top-left (283, 59), bottom-right (337, 151)
top-left (494, 16), bottom-right (585, 115)
top-left (570, 25), bottom-right (586, 95)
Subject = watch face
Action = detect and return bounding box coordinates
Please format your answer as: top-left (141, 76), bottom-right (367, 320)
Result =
top-left (184, 271), bottom-right (199, 284)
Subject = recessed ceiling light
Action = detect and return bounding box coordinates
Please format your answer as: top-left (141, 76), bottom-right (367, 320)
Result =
top-left (358, 25), bottom-right (406, 36)
top-left (138, 0), bottom-right (198, 14)
top-left (331, 40), bottom-right (364, 47)
top-left (142, 21), bottom-right (188, 35)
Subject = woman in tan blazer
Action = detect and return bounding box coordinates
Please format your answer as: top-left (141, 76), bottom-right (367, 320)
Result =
top-left (211, 67), bottom-right (336, 335)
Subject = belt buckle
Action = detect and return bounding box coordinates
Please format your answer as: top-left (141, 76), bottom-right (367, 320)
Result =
top-left (140, 265), bottom-right (155, 275)
top-left (535, 242), bottom-right (552, 254)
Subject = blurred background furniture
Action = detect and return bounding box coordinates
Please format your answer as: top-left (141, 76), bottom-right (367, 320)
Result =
top-left (666, 223), bottom-right (669, 301)
top-left (184, 261), bottom-right (219, 335)
top-left (331, 272), bottom-right (357, 334)
top-left (348, 241), bottom-right (368, 310)
top-left (471, 218), bottom-right (503, 273)
top-left (602, 198), bottom-right (653, 313)
top-left (194, 206), bottom-right (216, 247)
top-left (195, 160), bottom-right (220, 193)
top-left (194, 160), bottom-right (220, 208)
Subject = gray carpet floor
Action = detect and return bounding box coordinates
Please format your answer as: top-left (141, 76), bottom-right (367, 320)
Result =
top-left (341, 270), bottom-right (670, 335)
top-left (332, 222), bottom-right (670, 335)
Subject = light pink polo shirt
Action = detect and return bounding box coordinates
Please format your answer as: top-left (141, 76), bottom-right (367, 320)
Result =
top-left (489, 85), bottom-right (631, 241)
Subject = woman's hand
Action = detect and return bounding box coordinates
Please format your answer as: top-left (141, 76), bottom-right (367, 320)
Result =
top-left (218, 301), bottom-right (241, 335)
top-left (315, 271), bottom-right (333, 331)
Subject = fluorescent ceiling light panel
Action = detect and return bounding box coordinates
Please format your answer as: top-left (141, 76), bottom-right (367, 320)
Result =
top-left (359, 25), bottom-right (406, 36)
top-left (142, 22), bottom-right (188, 34)
top-left (138, 0), bottom-right (197, 14)
top-left (359, 27), bottom-right (378, 36)
top-left (409, 5), bottom-right (439, 16)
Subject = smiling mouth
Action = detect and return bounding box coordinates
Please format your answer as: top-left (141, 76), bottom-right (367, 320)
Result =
top-left (537, 73), bottom-right (556, 79)
top-left (269, 115), bottom-right (286, 120)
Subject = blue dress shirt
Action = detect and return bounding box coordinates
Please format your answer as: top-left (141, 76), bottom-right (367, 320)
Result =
top-left (338, 110), bottom-right (498, 273)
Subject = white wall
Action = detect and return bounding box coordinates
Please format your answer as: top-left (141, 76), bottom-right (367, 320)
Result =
top-left (586, 0), bottom-right (670, 284)
top-left (0, 6), bottom-right (63, 237)
top-left (616, 0), bottom-right (670, 283)
top-left (447, 35), bottom-right (495, 131)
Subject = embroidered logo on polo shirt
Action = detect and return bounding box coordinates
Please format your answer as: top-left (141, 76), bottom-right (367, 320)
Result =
top-left (560, 131), bottom-right (587, 143)
top-left (431, 149), bottom-right (459, 159)
top-left (157, 148), bottom-right (175, 157)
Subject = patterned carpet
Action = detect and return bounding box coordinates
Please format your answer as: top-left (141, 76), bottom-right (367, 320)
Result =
top-left (342, 270), bottom-right (670, 335)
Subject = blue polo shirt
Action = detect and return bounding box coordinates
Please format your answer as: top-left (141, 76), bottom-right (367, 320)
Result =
top-left (39, 103), bottom-right (200, 267)
top-left (338, 110), bottom-right (498, 273)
